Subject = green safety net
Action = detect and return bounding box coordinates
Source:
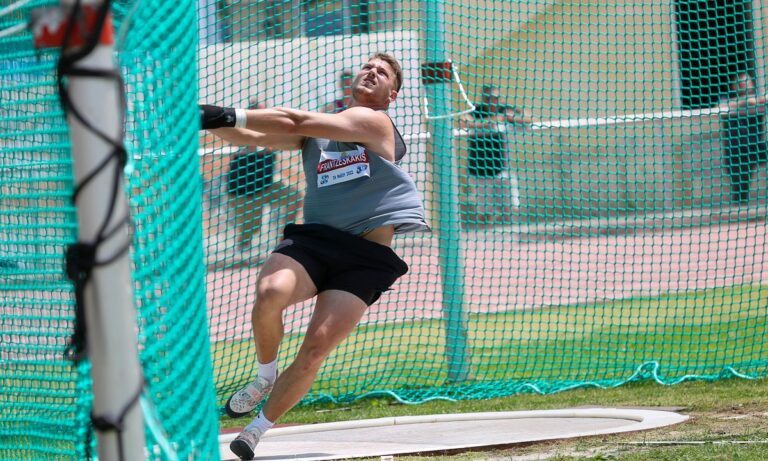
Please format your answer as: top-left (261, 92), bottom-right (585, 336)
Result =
top-left (200, 0), bottom-right (767, 408)
top-left (3, 0), bottom-right (768, 459)
top-left (1, 1), bottom-right (219, 460)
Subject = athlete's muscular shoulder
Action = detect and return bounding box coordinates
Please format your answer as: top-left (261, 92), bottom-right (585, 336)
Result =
top-left (339, 106), bottom-right (391, 127)
top-left (337, 107), bottom-right (395, 161)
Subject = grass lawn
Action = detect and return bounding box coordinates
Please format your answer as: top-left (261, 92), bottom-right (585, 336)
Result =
top-left (212, 284), bottom-right (767, 404)
top-left (3, 284), bottom-right (767, 459)
top-left (215, 284), bottom-right (768, 459)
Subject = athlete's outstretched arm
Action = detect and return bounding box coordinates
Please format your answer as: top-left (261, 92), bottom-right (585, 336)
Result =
top-left (246, 107), bottom-right (394, 162)
top-left (208, 127), bottom-right (304, 151)
top-left (200, 104), bottom-right (395, 162)
top-left (200, 105), bottom-right (304, 150)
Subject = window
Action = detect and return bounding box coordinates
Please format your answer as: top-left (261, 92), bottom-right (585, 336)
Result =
top-left (211, 0), bottom-right (398, 42)
top-left (301, 0), bottom-right (392, 36)
top-left (674, 0), bottom-right (757, 109)
top-left (302, 0), bottom-right (349, 36)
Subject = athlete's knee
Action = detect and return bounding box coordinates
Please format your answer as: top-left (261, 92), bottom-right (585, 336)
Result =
top-left (254, 275), bottom-right (294, 311)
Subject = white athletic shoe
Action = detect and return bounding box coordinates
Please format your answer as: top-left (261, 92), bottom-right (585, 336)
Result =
top-left (229, 428), bottom-right (261, 460)
top-left (225, 376), bottom-right (273, 418)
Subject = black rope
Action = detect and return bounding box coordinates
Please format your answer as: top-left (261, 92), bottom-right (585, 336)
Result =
top-left (55, 1), bottom-right (139, 459)
top-left (57, 0), bottom-right (130, 363)
top-left (63, 242), bottom-right (96, 362)
top-left (84, 381), bottom-right (145, 461)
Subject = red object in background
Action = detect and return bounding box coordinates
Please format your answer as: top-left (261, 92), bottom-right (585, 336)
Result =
top-left (421, 61), bottom-right (453, 85)
top-left (32, 4), bottom-right (114, 49)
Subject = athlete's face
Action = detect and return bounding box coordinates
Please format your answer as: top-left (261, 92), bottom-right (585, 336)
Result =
top-left (352, 58), bottom-right (398, 108)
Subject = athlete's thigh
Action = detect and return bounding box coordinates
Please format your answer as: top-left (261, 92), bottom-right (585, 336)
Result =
top-left (302, 290), bottom-right (368, 349)
top-left (256, 252), bottom-right (318, 306)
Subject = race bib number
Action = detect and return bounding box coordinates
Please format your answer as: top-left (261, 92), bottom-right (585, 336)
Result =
top-left (317, 146), bottom-right (371, 188)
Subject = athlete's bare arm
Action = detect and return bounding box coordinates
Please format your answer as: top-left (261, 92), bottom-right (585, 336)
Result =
top-left (242, 106), bottom-right (396, 162)
top-left (209, 128), bottom-right (304, 151)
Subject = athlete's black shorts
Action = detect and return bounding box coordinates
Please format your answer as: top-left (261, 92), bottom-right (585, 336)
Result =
top-left (272, 223), bottom-right (409, 306)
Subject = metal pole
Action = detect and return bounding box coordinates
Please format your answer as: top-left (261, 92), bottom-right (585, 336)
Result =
top-left (58, 2), bottom-right (145, 459)
top-left (751, 0), bottom-right (765, 92)
top-left (422, 0), bottom-right (469, 382)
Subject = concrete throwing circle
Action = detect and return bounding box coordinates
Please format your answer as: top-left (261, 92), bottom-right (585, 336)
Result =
top-left (219, 408), bottom-right (688, 460)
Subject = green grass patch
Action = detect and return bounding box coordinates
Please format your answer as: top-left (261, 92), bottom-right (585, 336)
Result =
top-left (212, 284), bottom-right (768, 404)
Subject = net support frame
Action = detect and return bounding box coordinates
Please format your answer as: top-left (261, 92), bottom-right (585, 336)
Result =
top-left (422, 0), bottom-right (470, 382)
top-left (56, 1), bottom-right (145, 458)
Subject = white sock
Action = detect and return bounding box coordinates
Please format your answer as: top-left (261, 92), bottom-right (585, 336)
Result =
top-left (245, 410), bottom-right (274, 435)
top-left (258, 359), bottom-right (278, 383)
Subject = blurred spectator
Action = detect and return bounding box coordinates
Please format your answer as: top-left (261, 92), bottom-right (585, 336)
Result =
top-left (227, 99), bottom-right (302, 250)
top-left (459, 84), bottom-right (535, 227)
top-left (720, 73), bottom-right (767, 205)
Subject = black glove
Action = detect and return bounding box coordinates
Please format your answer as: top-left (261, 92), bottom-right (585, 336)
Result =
top-left (200, 104), bottom-right (237, 130)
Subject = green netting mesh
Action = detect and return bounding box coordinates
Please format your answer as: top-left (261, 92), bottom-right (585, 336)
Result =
top-left (199, 0), bottom-right (767, 408)
top-left (1, 1), bottom-right (219, 460)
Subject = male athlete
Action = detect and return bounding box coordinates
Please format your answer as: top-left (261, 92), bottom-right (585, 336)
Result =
top-left (200, 52), bottom-right (428, 460)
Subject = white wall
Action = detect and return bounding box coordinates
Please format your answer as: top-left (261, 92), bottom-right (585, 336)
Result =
top-left (197, 30), bottom-right (425, 139)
